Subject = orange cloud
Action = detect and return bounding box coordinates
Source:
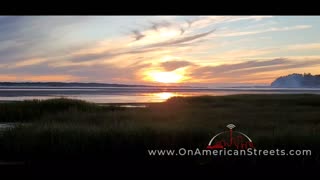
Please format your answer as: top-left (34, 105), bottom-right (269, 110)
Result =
top-left (0, 74), bottom-right (77, 82)
top-left (13, 58), bottom-right (48, 67)
top-left (25, 75), bottom-right (77, 82)
top-left (0, 75), bottom-right (19, 81)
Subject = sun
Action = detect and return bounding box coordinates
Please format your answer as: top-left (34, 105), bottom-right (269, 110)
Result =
top-left (147, 71), bottom-right (184, 83)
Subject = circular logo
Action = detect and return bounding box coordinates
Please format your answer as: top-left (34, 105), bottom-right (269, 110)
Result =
top-left (207, 124), bottom-right (254, 150)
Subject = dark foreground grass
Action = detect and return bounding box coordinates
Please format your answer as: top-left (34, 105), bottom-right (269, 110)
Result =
top-left (0, 94), bottom-right (319, 177)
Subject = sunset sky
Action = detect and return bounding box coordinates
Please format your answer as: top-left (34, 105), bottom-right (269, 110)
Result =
top-left (1, 16), bottom-right (320, 86)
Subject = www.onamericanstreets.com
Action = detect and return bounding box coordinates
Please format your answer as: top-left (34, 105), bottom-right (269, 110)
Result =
top-left (147, 148), bottom-right (312, 156)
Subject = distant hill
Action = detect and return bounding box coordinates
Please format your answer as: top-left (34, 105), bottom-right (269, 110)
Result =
top-left (271, 73), bottom-right (320, 88)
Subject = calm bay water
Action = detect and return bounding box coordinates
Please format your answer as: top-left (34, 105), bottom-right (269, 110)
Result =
top-left (1, 86), bottom-right (320, 103)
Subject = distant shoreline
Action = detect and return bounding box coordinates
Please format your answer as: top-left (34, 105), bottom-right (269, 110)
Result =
top-left (1, 87), bottom-right (320, 104)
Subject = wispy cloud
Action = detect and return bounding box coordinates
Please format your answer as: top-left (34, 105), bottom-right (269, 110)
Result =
top-left (149, 20), bottom-right (172, 31)
top-left (61, 27), bottom-right (215, 64)
top-left (215, 25), bottom-right (311, 37)
top-left (206, 48), bottom-right (275, 60)
top-left (13, 58), bottom-right (49, 68)
top-left (188, 58), bottom-right (320, 83)
top-left (161, 60), bottom-right (193, 71)
top-left (145, 29), bottom-right (215, 48)
top-left (189, 16), bottom-right (273, 30)
top-left (287, 43), bottom-right (320, 50)
top-left (132, 30), bottom-right (145, 41)
top-left (0, 16), bottom-right (319, 84)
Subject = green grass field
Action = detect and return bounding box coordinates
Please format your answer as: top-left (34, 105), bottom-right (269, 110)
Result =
top-left (0, 94), bottom-right (319, 173)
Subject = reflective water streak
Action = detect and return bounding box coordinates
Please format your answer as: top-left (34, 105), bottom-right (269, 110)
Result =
top-left (1, 86), bottom-right (320, 103)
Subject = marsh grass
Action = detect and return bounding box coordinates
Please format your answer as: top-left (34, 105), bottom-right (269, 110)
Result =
top-left (0, 94), bottom-right (319, 170)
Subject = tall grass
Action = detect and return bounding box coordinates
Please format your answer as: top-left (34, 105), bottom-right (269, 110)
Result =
top-left (0, 98), bottom-right (123, 122)
top-left (0, 94), bottom-right (319, 169)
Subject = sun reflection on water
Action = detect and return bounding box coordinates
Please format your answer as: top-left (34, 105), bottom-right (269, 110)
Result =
top-left (152, 92), bottom-right (189, 102)
top-left (155, 92), bottom-right (175, 100)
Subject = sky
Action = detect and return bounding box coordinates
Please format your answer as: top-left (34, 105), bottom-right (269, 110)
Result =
top-left (1, 16), bottom-right (320, 87)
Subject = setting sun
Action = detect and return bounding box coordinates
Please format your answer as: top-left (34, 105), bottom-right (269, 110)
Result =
top-left (147, 71), bottom-right (184, 83)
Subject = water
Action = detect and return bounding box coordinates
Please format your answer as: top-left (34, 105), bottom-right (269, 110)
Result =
top-left (1, 86), bottom-right (320, 103)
